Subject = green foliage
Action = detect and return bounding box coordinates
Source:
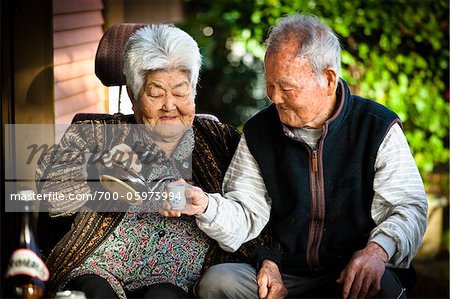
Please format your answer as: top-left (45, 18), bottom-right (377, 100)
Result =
top-left (180, 0), bottom-right (449, 178)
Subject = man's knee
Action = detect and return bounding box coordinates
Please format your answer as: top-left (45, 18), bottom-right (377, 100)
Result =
top-left (131, 283), bottom-right (189, 298)
top-left (197, 263), bottom-right (258, 299)
top-left (197, 264), bottom-right (239, 298)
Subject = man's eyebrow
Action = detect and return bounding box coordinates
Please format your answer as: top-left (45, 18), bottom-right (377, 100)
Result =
top-left (278, 78), bottom-right (296, 85)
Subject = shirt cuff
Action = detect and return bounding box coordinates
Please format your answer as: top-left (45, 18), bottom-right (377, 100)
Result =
top-left (195, 193), bottom-right (218, 224)
top-left (370, 233), bottom-right (397, 261)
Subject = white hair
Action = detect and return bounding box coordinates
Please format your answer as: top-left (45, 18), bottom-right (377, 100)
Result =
top-left (266, 14), bottom-right (341, 82)
top-left (123, 24), bottom-right (202, 100)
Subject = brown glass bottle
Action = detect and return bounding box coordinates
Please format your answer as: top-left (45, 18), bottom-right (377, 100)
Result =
top-left (4, 190), bottom-right (49, 298)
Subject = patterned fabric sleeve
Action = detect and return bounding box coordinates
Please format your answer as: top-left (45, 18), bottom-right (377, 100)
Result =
top-left (35, 122), bottom-right (99, 215)
top-left (36, 118), bottom-right (135, 216)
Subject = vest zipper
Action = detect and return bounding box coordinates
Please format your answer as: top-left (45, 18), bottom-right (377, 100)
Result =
top-left (312, 150), bottom-right (318, 173)
top-left (306, 145), bottom-right (325, 271)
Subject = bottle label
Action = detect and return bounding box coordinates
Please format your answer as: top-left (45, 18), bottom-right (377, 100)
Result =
top-left (6, 248), bottom-right (49, 281)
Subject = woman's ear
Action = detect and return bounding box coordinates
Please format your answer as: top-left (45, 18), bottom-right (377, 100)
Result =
top-left (324, 67), bottom-right (338, 96)
top-left (127, 86), bottom-right (138, 113)
top-left (127, 86), bottom-right (135, 103)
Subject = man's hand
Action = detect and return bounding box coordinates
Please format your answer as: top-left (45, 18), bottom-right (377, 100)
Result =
top-left (257, 259), bottom-right (288, 299)
top-left (159, 180), bottom-right (209, 217)
top-left (337, 242), bottom-right (388, 299)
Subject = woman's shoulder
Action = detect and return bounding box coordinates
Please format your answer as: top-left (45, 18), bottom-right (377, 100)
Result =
top-left (193, 116), bottom-right (241, 143)
top-left (71, 113), bottom-right (135, 125)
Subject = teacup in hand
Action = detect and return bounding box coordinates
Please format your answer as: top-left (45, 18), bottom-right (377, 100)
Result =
top-left (166, 182), bottom-right (186, 210)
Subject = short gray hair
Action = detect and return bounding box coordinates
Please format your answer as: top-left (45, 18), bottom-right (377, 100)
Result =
top-left (123, 24), bottom-right (202, 100)
top-left (265, 14), bottom-right (341, 81)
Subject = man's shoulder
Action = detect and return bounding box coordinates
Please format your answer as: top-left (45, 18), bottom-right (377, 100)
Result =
top-left (248, 104), bottom-right (277, 121)
top-left (351, 95), bottom-right (400, 125)
top-left (243, 104), bottom-right (280, 136)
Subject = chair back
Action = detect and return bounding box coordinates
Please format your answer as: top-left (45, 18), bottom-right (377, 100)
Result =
top-left (95, 23), bottom-right (145, 87)
top-left (92, 23), bottom-right (219, 122)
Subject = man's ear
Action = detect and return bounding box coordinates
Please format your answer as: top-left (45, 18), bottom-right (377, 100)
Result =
top-left (324, 67), bottom-right (338, 96)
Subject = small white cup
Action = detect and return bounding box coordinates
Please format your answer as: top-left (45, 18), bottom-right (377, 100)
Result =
top-left (166, 182), bottom-right (186, 210)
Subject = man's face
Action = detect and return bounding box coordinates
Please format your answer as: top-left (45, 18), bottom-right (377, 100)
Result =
top-left (264, 43), bottom-right (332, 129)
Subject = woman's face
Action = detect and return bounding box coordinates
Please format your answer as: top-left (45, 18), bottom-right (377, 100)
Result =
top-left (131, 69), bottom-right (195, 140)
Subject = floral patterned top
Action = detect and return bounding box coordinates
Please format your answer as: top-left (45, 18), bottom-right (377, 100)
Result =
top-left (65, 212), bottom-right (209, 298)
top-left (63, 125), bottom-right (208, 298)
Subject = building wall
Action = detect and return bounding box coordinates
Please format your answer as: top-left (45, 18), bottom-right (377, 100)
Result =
top-left (53, 0), bottom-right (108, 124)
top-left (53, 0), bottom-right (184, 123)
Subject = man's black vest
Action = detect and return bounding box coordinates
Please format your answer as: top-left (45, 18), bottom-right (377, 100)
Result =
top-left (243, 80), bottom-right (400, 275)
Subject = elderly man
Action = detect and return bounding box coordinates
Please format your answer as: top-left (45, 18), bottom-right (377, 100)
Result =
top-left (168, 14), bottom-right (427, 299)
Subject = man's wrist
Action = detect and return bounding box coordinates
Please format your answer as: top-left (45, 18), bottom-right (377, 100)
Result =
top-left (198, 193), bottom-right (209, 214)
top-left (252, 246), bottom-right (282, 271)
top-left (367, 241), bottom-right (389, 263)
top-left (195, 193), bottom-right (217, 224)
top-left (370, 234), bottom-right (396, 262)
top-left (261, 259), bottom-right (279, 269)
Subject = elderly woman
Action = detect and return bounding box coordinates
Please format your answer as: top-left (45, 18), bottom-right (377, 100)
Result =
top-left (36, 24), bottom-right (274, 299)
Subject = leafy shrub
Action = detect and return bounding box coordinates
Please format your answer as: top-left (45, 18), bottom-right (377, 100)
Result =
top-left (181, 0), bottom-right (449, 178)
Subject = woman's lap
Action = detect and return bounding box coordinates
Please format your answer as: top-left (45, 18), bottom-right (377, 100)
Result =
top-left (64, 275), bottom-right (191, 299)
